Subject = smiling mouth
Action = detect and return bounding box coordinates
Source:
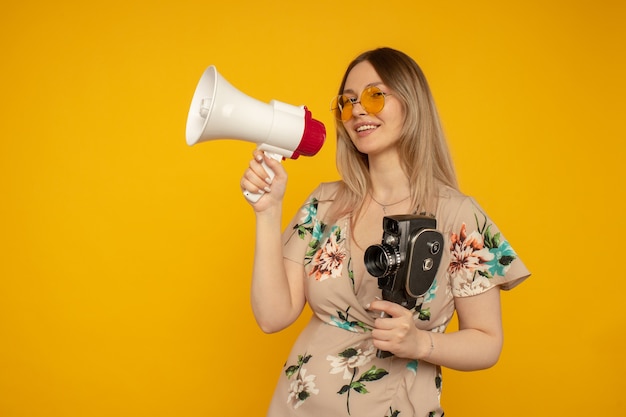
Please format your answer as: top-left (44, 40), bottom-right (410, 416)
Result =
top-left (356, 124), bottom-right (378, 133)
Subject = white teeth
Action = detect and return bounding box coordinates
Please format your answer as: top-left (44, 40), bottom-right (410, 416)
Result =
top-left (356, 124), bottom-right (377, 132)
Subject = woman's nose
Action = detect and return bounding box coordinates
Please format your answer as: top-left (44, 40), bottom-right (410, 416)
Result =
top-left (351, 101), bottom-right (367, 117)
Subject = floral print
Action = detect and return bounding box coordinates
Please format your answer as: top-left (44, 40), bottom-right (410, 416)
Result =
top-left (272, 185), bottom-right (529, 417)
top-left (328, 344), bottom-right (388, 415)
top-left (293, 198), bottom-right (347, 282)
top-left (285, 345), bottom-right (387, 414)
top-left (309, 225), bottom-right (346, 281)
top-left (448, 212), bottom-right (519, 296)
top-left (413, 278), bottom-right (439, 322)
top-left (330, 307), bottom-right (372, 333)
top-left (327, 344), bottom-right (377, 380)
top-left (337, 364), bottom-right (389, 415)
top-left (286, 354), bottom-right (319, 409)
top-left (385, 408), bottom-right (401, 417)
top-left (287, 368), bottom-right (320, 409)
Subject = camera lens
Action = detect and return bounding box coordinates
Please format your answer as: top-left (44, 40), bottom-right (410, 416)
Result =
top-left (364, 244), bottom-right (401, 278)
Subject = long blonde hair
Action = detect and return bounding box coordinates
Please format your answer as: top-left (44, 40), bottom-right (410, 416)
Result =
top-left (329, 47), bottom-right (458, 222)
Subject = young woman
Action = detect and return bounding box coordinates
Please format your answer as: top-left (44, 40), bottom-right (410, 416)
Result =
top-left (240, 47), bottom-right (530, 417)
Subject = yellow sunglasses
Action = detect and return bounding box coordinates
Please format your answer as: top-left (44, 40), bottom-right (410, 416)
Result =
top-left (330, 86), bottom-right (391, 122)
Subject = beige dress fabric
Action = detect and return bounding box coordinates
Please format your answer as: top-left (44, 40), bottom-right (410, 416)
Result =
top-left (267, 182), bottom-right (530, 417)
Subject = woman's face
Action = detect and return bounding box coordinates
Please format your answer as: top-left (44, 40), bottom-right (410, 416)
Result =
top-left (342, 61), bottom-right (404, 158)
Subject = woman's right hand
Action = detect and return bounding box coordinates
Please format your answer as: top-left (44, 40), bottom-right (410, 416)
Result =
top-left (240, 150), bottom-right (288, 212)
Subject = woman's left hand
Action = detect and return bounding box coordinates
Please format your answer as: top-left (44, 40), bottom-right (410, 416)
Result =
top-left (369, 299), bottom-right (428, 360)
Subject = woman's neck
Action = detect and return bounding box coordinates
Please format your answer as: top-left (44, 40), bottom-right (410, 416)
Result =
top-left (368, 153), bottom-right (411, 202)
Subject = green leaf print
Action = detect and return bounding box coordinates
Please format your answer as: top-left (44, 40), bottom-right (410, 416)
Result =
top-left (337, 365), bottom-right (389, 415)
top-left (285, 353), bottom-right (312, 379)
top-left (305, 238), bottom-right (320, 260)
top-left (347, 258), bottom-right (355, 289)
top-left (358, 365), bottom-right (388, 382)
top-left (339, 347), bottom-right (358, 358)
top-left (285, 365), bottom-right (299, 378)
top-left (418, 307), bottom-right (431, 321)
top-left (290, 197), bottom-right (325, 264)
top-left (297, 224), bottom-right (312, 239)
top-left (386, 408), bottom-right (401, 417)
top-left (333, 306), bottom-right (372, 333)
top-left (351, 381), bottom-right (368, 394)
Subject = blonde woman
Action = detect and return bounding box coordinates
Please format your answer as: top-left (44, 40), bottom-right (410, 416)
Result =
top-left (241, 47), bottom-right (530, 417)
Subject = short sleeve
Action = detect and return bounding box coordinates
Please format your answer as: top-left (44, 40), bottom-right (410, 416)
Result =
top-left (446, 196), bottom-right (530, 297)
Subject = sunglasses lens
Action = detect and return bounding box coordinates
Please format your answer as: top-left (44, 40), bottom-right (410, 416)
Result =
top-left (331, 87), bottom-right (387, 121)
top-left (361, 86), bottom-right (385, 114)
top-left (331, 95), bottom-right (353, 121)
top-left (340, 96), bottom-right (353, 121)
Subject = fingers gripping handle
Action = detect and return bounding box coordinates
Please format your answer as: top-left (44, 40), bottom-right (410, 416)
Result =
top-left (376, 311), bottom-right (394, 359)
top-left (243, 151), bottom-right (282, 203)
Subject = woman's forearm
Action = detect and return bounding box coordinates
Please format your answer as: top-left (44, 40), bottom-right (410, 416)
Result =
top-left (419, 326), bottom-right (503, 371)
top-left (250, 207), bottom-right (305, 333)
top-left (420, 288), bottom-right (504, 371)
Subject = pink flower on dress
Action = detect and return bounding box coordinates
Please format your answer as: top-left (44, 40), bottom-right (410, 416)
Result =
top-left (309, 232), bottom-right (346, 281)
top-left (448, 223), bottom-right (494, 283)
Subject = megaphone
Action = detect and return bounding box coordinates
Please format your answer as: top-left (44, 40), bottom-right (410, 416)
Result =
top-left (185, 66), bottom-right (326, 202)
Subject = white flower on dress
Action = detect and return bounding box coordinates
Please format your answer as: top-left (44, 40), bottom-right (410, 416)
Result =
top-left (455, 273), bottom-right (493, 296)
top-left (287, 368), bottom-right (319, 409)
top-left (309, 230), bottom-right (346, 281)
top-left (327, 344), bottom-right (376, 380)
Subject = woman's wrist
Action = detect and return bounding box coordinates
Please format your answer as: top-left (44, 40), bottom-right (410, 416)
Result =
top-left (254, 203), bottom-right (282, 219)
top-left (417, 330), bottom-right (435, 361)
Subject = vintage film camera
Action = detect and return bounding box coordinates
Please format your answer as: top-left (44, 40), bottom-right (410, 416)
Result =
top-left (364, 215), bottom-right (444, 358)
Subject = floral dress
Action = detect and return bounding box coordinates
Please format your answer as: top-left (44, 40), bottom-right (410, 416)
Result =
top-left (267, 182), bottom-right (530, 417)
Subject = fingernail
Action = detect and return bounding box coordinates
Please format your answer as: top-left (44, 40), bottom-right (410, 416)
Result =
top-left (256, 155), bottom-right (263, 162)
top-left (265, 177), bottom-right (273, 185)
top-left (264, 186), bottom-right (271, 193)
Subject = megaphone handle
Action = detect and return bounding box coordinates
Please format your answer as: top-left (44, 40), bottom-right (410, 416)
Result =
top-left (243, 151), bottom-right (282, 203)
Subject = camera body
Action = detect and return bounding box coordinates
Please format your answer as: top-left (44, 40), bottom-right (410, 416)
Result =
top-left (364, 215), bottom-right (444, 311)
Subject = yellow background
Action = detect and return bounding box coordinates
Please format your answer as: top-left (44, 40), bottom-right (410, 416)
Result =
top-left (1, 0), bottom-right (624, 415)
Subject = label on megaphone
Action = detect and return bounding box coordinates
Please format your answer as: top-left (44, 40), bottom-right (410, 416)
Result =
top-left (185, 65), bottom-right (326, 202)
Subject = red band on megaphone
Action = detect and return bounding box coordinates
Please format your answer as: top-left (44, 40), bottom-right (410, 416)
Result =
top-left (292, 107), bottom-right (326, 159)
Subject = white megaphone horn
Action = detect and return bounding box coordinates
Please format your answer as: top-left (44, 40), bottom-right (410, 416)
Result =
top-left (185, 66), bottom-right (326, 202)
